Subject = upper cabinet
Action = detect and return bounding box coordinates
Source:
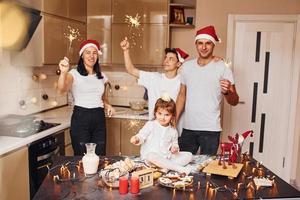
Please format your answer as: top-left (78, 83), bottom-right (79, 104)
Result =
top-left (11, 0), bottom-right (87, 66)
top-left (87, 0), bottom-right (112, 65)
top-left (43, 0), bottom-right (87, 22)
top-left (112, 0), bottom-right (167, 24)
top-left (87, 0), bottom-right (168, 66)
top-left (44, 15), bottom-right (87, 65)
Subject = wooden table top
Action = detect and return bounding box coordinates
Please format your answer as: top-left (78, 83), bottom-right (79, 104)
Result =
top-left (33, 156), bottom-right (300, 200)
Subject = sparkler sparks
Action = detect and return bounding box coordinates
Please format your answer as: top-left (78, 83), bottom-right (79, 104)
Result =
top-left (125, 14), bottom-right (141, 28)
top-left (124, 13), bottom-right (144, 48)
top-left (64, 26), bottom-right (81, 53)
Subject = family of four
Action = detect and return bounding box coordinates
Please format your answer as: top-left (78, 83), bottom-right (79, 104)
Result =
top-left (58, 25), bottom-right (239, 175)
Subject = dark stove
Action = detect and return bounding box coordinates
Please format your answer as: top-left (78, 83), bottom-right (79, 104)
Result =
top-left (0, 119), bottom-right (60, 138)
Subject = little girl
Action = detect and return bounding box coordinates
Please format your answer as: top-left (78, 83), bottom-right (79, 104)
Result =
top-left (130, 96), bottom-right (193, 175)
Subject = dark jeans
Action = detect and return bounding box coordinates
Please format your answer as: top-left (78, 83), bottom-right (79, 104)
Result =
top-left (179, 129), bottom-right (221, 155)
top-left (70, 106), bottom-right (106, 156)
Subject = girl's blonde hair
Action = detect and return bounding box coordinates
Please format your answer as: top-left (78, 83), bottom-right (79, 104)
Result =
top-left (153, 98), bottom-right (176, 127)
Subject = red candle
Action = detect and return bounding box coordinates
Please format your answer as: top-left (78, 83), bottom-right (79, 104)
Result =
top-left (130, 176), bottom-right (140, 194)
top-left (119, 177), bottom-right (128, 194)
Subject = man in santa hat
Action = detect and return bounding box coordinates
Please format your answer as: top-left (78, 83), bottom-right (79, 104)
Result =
top-left (176, 25), bottom-right (239, 155)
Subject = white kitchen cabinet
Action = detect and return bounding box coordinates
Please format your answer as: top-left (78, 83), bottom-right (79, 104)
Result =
top-left (0, 147), bottom-right (30, 200)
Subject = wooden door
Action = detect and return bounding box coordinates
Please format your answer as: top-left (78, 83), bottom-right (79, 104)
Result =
top-left (225, 16), bottom-right (298, 181)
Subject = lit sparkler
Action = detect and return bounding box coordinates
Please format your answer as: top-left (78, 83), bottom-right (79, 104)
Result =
top-left (64, 26), bottom-right (81, 53)
top-left (125, 14), bottom-right (141, 28)
top-left (124, 13), bottom-right (144, 48)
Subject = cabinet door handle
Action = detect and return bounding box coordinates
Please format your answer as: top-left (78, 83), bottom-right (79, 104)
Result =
top-left (238, 101), bottom-right (245, 104)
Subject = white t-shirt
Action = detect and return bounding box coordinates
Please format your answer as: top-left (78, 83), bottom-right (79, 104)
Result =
top-left (181, 59), bottom-right (235, 131)
top-left (69, 69), bottom-right (108, 108)
top-left (135, 120), bottom-right (179, 159)
top-left (138, 71), bottom-right (181, 119)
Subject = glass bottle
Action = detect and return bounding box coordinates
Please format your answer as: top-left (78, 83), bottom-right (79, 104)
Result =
top-left (82, 143), bottom-right (99, 175)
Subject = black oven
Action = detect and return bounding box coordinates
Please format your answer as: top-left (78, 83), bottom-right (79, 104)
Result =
top-left (29, 131), bottom-right (65, 199)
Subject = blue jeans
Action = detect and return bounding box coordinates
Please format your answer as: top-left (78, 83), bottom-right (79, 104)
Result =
top-left (179, 129), bottom-right (220, 155)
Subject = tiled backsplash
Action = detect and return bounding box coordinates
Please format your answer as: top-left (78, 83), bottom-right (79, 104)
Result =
top-left (0, 61), bottom-right (67, 116)
top-left (0, 56), bottom-right (145, 116)
top-left (104, 71), bottom-right (147, 107)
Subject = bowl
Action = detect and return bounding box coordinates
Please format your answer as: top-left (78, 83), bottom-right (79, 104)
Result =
top-left (129, 101), bottom-right (146, 111)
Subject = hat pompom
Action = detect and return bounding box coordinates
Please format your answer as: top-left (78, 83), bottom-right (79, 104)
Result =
top-left (175, 48), bottom-right (189, 63)
top-left (161, 91), bottom-right (171, 102)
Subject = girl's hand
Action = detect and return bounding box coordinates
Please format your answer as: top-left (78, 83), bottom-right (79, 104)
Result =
top-left (106, 104), bottom-right (115, 118)
top-left (130, 136), bottom-right (139, 145)
top-left (59, 57), bottom-right (70, 73)
top-left (120, 37), bottom-right (130, 51)
top-left (170, 145), bottom-right (179, 154)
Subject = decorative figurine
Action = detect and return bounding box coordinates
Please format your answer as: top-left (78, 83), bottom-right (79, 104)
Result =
top-left (218, 130), bottom-right (254, 168)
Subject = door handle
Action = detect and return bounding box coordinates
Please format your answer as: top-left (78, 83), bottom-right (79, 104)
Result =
top-left (37, 147), bottom-right (60, 162)
top-left (238, 101), bottom-right (245, 104)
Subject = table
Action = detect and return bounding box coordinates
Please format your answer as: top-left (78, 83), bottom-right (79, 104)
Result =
top-left (33, 156), bottom-right (300, 200)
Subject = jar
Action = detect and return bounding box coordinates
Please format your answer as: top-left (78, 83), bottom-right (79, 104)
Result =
top-left (82, 143), bottom-right (99, 175)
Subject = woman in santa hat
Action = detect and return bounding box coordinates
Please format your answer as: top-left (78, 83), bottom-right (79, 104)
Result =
top-left (57, 39), bottom-right (114, 156)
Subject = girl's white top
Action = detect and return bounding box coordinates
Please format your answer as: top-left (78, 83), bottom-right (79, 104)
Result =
top-left (135, 120), bottom-right (179, 159)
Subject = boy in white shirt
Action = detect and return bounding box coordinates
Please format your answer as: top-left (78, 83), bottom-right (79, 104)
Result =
top-left (120, 37), bottom-right (189, 120)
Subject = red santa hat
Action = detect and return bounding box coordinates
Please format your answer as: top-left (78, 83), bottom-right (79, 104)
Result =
top-left (175, 48), bottom-right (189, 63)
top-left (195, 25), bottom-right (220, 45)
top-left (238, 130), bottom-right (254, 143)
top-left (79, 39), bottom-right (102, 56)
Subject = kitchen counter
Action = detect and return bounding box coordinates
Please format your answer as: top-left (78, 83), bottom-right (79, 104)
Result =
top-left (0, 106), bottom-right (72, 156)
top-left (0, 106), bottom-right (148, 156)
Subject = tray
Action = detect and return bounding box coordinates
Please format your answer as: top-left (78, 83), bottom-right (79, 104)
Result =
top-left (202, 160), bottom-right (243, 178)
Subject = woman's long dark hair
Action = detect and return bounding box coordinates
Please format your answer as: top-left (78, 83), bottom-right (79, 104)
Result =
top-left (77, 57), bottom-right (103, 79)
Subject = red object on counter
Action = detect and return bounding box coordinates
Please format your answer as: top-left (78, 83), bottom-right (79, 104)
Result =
top-left (130, 176), bottom-right (140, 194)
top-left (119, 177), bottom-right (128, 194)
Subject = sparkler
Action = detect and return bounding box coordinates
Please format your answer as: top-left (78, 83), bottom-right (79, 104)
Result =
top-left (125, 14), bottom-right (141, 28)
top-left (124, 13), bottom-right (144, 48)
top-left (64, 26), bottom-right (81, 55)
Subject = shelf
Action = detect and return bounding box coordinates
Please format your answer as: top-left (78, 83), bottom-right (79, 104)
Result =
top-left (169, 23), bottom-right (195, 28)
top-left (169, 3), bottom-right (195, 9)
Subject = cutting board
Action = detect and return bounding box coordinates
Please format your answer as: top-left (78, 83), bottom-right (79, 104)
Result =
top-left (203, 160), bottom-right (243, 178)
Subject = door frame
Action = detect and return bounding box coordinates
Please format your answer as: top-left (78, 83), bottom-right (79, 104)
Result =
top-left (224, 15), bottom-right (300, 182)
